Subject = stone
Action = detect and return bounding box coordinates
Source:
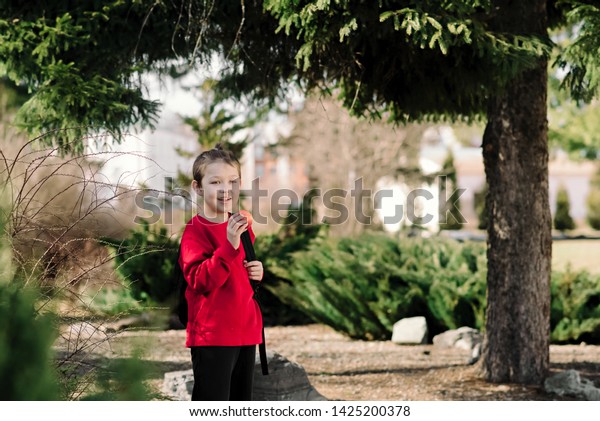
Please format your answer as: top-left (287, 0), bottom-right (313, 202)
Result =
top-left (161, 351), bottom-right (326, 401)
top-left (432, 327), bottom-right (483, 365)
top-left (433, 327), bottom-right (482, 351)
top-left (544, 369), bottom-right (600, 401)
top-left (253, 351), bottom-right (326, 401)
top-left (162, 370), bottom-right (194, 401)
top-left (468, 342), bottom-right (482, 365)
top-left (103, 313), bottom-right (153, 332)
top-left (391, 316), bottom-right (428, 344)
top-left (58, 321), bottom-right (111, 353)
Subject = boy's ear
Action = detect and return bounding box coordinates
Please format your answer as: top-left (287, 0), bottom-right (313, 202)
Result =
top-left (192, 180), bottom-right (203, 196)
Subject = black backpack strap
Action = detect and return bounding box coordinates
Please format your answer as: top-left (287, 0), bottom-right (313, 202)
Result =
top-left (175, 244), bottom-right (188, 327)
top-left (241, 229), bottom-right (269, 375)
top-left (259, 327), bottom-right (268, 375)
top-left (253, 293), bottom-right (269, 375)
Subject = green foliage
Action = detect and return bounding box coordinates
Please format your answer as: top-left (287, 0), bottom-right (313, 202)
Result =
top-left (264, 230), bottom-right (600, 343)
top-left (1, 1), bottom-right (579, 153)
top-left (548, 71), bottom-right (600, 159)
top-left (267, 233), bottom-right (488, 340)
top-left (427, 242), bottom-right (487, 330)
top-left (0, 283), bottom-right (59, 400)
top-left (377, 1), bottom-right (548, 64)
top-left (254, 196), bottom-right (325, 326)
top-left (551, 268), bottom-right (600, 343)
top-left (556, 2), bottom-right (600, 102)
top-left (0, 1), bottom-right (194, 153)
top-left (0, 1), bottom-right (595, 156)
top-left (101, 220), bottom-right (179, 304)
top-left (554, 185), bottom-right (576, 231)
top-left (254, 1), bottom-right (552, 123)
top-left (86, 287), bottom-right (144, 317)
top-left (0, 196), bottom-right (58, 400)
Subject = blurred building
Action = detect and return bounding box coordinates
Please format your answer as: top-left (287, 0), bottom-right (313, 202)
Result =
top-left (417, 125), bottom-right (597, 230)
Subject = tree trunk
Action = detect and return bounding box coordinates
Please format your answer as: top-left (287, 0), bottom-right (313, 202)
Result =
top-left (480, 0), bottom-right (551, 384)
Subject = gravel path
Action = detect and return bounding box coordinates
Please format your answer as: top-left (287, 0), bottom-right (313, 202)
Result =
top-left (94, 323), bottom-right (600, 401)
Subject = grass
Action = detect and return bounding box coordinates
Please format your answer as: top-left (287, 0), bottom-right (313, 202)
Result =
top-left (552, 239), bottom-right (600, 274)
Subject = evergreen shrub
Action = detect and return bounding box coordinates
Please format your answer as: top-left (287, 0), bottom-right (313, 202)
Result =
top-left (554, 186), bottom-right (576, 231)
top-left (0, 198), bottom-right (59, 399)
top-left (0, 283), bottom-right (59, 399)
top-left (101, 220), bottom-right (179, 304)
top-left (87, 287), bottom-right (144, 316)
top-left (551, 268), bottom-right (600, 343)
top-left (438, 151), bottom-right (463, 231)
top-left (587, 190), bottom-right (600, 230)
top-left (587, 165), bottom-right (600, 230)
top-left (266, 231), bottom-right (600, 343)
top-left (97, 213), bottom-right (600, 343)
top-left (267, 233), bottom-right (487, 340)
top-left (254, 200), bottom-right (324, 326)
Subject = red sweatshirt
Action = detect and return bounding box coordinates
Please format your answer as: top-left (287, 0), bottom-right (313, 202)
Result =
top-left (179, 214), bottom-right (263, 347)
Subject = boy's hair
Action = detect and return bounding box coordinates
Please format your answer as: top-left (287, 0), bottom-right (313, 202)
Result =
top-left (192, 143), bottom-right (241, 183)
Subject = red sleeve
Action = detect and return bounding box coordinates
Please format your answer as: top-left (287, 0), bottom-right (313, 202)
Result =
top-left (179, 225), bottom-right (240, 294)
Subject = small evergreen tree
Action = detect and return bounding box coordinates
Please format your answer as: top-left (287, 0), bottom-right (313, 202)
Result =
top-left (438, 151), bottom-right (463, 231)
top-left (587, 191), bottom-right (600, 230)
top-left (551, 269), bottom-right (600, 344)
top-left (474, 183), bottom-right (489, 231)
top-left (554, 186), bottom-right (576, 232)
top-left (175, 79), bottom-right (267, 189)
top-left (587, 165), bottom-right (600, 230)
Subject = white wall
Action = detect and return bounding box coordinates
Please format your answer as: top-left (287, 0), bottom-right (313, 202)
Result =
top-left (97, 75), bottom-right (201, 193)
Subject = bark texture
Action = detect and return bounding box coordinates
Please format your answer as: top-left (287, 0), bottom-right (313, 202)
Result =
top-left (481, 0), bottom-right (552, 384)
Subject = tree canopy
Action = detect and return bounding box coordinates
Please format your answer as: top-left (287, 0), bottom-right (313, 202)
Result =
top-left (1, 1), bottom-right (597, 153)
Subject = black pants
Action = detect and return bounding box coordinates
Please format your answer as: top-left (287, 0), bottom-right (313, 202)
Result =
top-left (190, 345), bottom-right (256, 401)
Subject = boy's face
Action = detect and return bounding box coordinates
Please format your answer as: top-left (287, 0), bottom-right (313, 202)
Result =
top-left (194, 161), bottom-right (241, 217)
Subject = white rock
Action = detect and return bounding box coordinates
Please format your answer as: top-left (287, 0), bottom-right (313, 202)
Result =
top-left (433, 326), bottom-right (482, 351)
top-left (391, 316), bottom-right (428, 344)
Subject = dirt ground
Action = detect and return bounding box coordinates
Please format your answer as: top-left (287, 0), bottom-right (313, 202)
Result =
top-left (100, 323), bottom-right (600, 401)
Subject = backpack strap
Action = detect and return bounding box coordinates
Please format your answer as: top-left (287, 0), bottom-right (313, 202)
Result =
top-left (175, 245), bottom-right (188, 328)
top-left (254, 293), bottom-right (269, 376)
top-left (241, 229), bottom-right (269, 376)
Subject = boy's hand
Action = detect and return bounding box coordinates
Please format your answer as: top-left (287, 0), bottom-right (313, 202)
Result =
top-left (226, 212), bottom-right (248, 250)
top-left (244, 260), bottom-right (263, 281)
